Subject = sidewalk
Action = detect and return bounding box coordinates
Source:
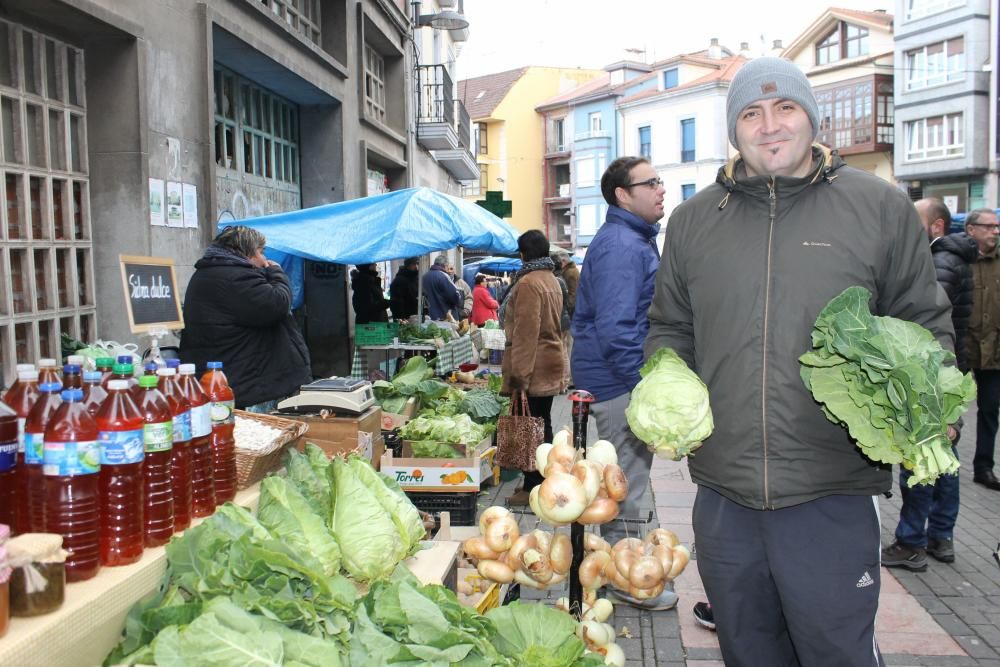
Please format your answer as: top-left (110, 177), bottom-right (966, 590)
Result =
top-left (475, 394), bottom-right (1000, 666)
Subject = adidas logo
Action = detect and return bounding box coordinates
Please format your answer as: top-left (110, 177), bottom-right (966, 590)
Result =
top-left (856, 571), bottom-right (875, 588)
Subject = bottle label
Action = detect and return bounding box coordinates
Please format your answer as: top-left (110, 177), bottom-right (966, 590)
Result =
top-left (210, 399), bottom-right (235, 426)
top-left (43, 440), bottom-right (100, 476)
top-left (16, 417), bottom-right (25, 453)
top-left (99, 428), bottom-right (145, 465)
top-left (144, 421), bottom-right (173, 453)
top-left (0, 435), bottom-right (15, 473)
top-left (173, 411), bottom-right (192, 443)
top-left (190, 403), bottom-right (212, 437)
top-left (24, 432), bottom-right (45, 465)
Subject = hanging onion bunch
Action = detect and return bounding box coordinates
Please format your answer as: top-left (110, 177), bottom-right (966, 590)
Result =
top-left (577, 528), bottom-right (690, 602)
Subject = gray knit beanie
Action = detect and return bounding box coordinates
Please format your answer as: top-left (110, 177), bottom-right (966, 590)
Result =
top-left (726, 57), bottom-right (820, 149)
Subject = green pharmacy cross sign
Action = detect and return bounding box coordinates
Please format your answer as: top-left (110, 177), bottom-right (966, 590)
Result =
top-left (476, 190), bottom-right (512, 218)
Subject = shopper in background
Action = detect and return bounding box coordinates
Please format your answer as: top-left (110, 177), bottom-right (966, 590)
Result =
top-left (179, 225), bottom-right (312, 412)
top-left (350, 263), bottom-right (390, 324)
top-left (449, 263), bottom-right (473, 321)
top-left (500, 230), bottom-right (565, 505)
top-left (552, 247), bottom-right (579, 388)
top-left (389, 257), bottom-right (420, 321)
top-left (422, 256), bottom-right (462, 321)
top-left (471, 274), bottom-right (499, 326)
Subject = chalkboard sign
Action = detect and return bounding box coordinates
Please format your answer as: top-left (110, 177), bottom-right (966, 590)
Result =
top-left (119, 255), bottom-right (184, 333)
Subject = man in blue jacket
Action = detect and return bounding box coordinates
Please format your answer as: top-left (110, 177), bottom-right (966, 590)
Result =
top-left (422, 255), bottom-right (461, 320)
top-left (571, 156), bottom-right (671, 609)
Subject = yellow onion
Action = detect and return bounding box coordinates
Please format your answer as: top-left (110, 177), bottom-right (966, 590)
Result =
top-left (520, 547), bottom-right (554, 583)
top-left (462, 536), bottom-right (500, 562)
top-left (552, 428), bottom-right (572, 448)
top-left (629, 555), bottom-right (665, 589)
top-left (506, 533), bottom-right (538, 570)
top-left (629, 581), bottom-right (665, 600)
top-left (477, 559), bottom-right (514, 584)
top-left (651, 544), bottom-right (674, 577)
top-left (514, 568), bottom-right (547, 589)
top-left (586, 439), bottom-right (618, 467)
top-left (579, 550), bottom-right (612, 589)
top-left (583, 598), bottom-right (614, 622)
top-left (572, 460), bottom-right (603, 504)
top-left (478, 505), bottom-right (512, 536)
top-left (577, 498), bottom-right (620, 525)
top-left (667, 544), bottom-right (690, 580)
top-left (534, 442), bottom-right (553, 474)
top-left (602, 463), bottom-right (628, 502)
top-left (644, 528), bottom-right (680, 548)
top-left (611, 537), bottom-right (644, 555)
top-left (531, 529), bottom-right (553, 556)
top-left (537, 471), bottom-right (589, 523)
top-left (549, 441), bottom-right (578, 471)
top-left (584, 533), bottom-right (612, 553)
top-left (484, 515), bottom-right (519, 553)
top-left (548, 533), bottom-right (572, 574)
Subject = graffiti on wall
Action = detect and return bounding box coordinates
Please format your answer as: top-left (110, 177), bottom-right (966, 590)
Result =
top-left (215, 176), bottom-right (301, 222)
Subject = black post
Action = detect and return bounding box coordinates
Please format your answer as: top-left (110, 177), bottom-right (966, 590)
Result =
top-left (568, 389), bottom-right (594, 620)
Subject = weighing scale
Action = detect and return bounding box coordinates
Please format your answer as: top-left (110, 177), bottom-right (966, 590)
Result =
top-left (276, 376), bottom-right (375, 414)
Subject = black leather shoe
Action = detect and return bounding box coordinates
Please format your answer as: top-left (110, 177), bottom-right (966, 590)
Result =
top-left (973, 470), bottom-right (1000, 491)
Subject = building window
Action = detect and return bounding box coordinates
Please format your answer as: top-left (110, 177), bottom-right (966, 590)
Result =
top-left (816, 22), bottom-right (868, 65)
top-left (905, 112), bottom-right (964, 161)
top-left (904, 0), bottom-right (964, 21)
top-left (814, 77), bottom-right (892, 152)
top-left (0, 19), bottom-right (94, 381)
top-left (663, 68), bottom-right (678, 89)
top-left (638, 125), bottom-right (651, 159)
top-left (576, 157), bottom-right (595, 187)
top-left (906, 38), bottom-right (965, 90)
top-left (474, 122), bottom-right (488, 155)
top-left (588, 112), bottom-right (602, 132)
top-left (549, 117), bottom-right (564, 152)
top-left (214, 66), bottom-right (299, 185)
top-left (578, 203), bottom-right (598, 236)
top-left (364, 43), bottom-right (386, 123)
top-left (256, 0), bottom-right (321, 45)
top-left (876, 81), bottom-right (894, 143)
top-left (680, 119), bottom-right (695, 163)
top-left (681, 183), bottom-right (696, 201)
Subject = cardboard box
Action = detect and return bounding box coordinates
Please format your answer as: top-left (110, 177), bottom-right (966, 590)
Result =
top-left (306, 435), bottom-right (385, 469)
top-left (401, 434), bottom-right (491, 460)
top-left (380, 438), bottom-right (495, 492)
top-left (381, 396), bottom-right (417, 431)
top-left (288, 406), bottom-right (384, 467)
top-left (402, 540), bottom-right (459, 591)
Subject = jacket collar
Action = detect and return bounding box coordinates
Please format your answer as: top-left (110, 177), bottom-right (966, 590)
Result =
top-left (605, 205), bottom-right (661, 239)
top-left (715, 144), bottom-right (844, 209)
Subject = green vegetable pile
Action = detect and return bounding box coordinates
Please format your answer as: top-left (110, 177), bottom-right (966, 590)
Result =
top-left (399, 413), bottom-right (493, 458)
top-left (485, 603), bottom-right (605, 667)
top-left (799, 286), bottom-right (976, 486)
top-left (399, 322), bottom-right (453, 344)
top-left (626, 348), bottom-right (714, 460)
top-left (427, 387), bottom-right (509, 425)
top-left (374, 356), bottom-right (450, 414)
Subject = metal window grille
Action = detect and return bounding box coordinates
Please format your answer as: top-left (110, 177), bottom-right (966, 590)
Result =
top-left (0, 19), bottom-right (93, 384)
top-left (256, 0), bottom-right (322, 45)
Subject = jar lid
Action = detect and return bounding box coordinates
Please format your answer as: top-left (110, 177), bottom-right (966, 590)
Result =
top-left (6, 533), bottom-right (68, 566)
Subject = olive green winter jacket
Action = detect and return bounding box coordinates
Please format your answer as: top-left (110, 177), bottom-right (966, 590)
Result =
top-left (967, 247), bottom-right (1000, 370)
top-left (645, 145), bottom-right (954, 510)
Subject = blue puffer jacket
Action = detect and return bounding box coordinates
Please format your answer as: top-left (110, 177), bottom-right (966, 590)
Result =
top-left (571, 206), bottom-right (660, 402)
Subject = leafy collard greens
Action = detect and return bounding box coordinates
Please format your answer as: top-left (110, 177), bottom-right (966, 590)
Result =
top-left (626, 348), bottom-right (714, 460)
top-left (800, 286), bottom-right (976, 486)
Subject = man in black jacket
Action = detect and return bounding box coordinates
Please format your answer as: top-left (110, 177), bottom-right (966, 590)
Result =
top-left (389, 257), bottom-right (420, 321)
top-left (179, 225), bottom-right (312, 411)
top-left (351, 264), bottom-right (389, 323)
top-left (884, 198), bottom-right (976, 570)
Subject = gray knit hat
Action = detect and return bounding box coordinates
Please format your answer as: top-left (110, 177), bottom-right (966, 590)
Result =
top-left (726, 57), bottom-right (820, 149)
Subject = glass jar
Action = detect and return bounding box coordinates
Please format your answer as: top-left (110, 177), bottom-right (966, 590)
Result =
top-left (6, 533), bottom-right (67, 617)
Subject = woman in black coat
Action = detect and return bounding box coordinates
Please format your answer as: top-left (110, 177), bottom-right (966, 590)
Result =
top-left (179, 225), bottom-right (312, 411)
top-left (351, 264), bottom-right (390, 324)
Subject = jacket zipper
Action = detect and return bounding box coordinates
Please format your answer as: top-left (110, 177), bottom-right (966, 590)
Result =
top-left (762, 178), bottom-right (776, 509)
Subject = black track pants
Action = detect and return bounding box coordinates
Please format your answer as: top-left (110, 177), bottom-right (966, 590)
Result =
top-left (693, 486), bottom-right (885, 667)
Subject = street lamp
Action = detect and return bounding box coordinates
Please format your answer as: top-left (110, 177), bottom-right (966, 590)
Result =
top-left (411, 1), bottom-right (469, 30)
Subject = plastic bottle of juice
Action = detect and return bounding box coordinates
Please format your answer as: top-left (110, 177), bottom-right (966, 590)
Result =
top-left (61, 364), bottom-right (83, 391)
top-left (95, 357), bottom-right (115, 386)
top-left (4, 370), bottom-right (40, 535)
top-left (81, 371), bottom-right (108, 417)
top-left (157, 367), bottom-right (192, 532)
top-left (2, 364), bottom-right (36, 403)
top-left (109, 362), bottom-right (137, 394)
top-left (44, 388), bottom-right (101, 582)
top-left (23, 381), bottom-right (62, 533)
top-left (178, 364), bottom-right (215, 516)
top-left (0, 400), bottom-right (17, 530)
top-left (131, 362), bottom-right (158, 402)
top-left (136, 374), bottom-right (173, 547)
top-left (96, 379), bottom-right (145, 566)
top-left (37, 358), bottom-right (59, 385)
top-left (200, 362), bottom-right (236, 504)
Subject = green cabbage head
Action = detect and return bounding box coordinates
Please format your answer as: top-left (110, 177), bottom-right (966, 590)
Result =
top-left (626, 348), bottom-right (714, 460)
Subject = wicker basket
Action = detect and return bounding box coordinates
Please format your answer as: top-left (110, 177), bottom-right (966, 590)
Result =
top-left (233, 410), bottom-right (310, 489)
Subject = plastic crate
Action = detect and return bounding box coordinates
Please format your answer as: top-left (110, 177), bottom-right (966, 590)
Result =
top-left (382, 429), bottom-right (403, 457)
top-left (406, 491), bottom-right (479, 526)
top-left (355, 322), bottom-right (399, 346)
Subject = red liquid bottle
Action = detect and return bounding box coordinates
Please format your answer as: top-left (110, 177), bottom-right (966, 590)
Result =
top-left (108, 362), bottom-right (137, 394)
top-left (61, 364), bottom-right (82, 391)
top-left (81, 371), bottom-right (108, 418)
top-left (0, 400), bottom-right (17, 530)
top-left (200, 362), bottom-right (236, 504)
top-left (43, 388), bottom-right (101, 582)
top-left (96, 379), bottom-right (145, 566)
top-left (95, 357), bottom-right (115, 387)
top-left (136, 374), bottom-right (173, 547)
top-left (131, 362), bottom-right (158, 403)
top-left (4, 369), bottom-right (40, 535)
top-left (37, 358), bottom-right (59, 385)
top-left (157, 368), bottom-right (192, 532)
top-left (178, 363), bottom-right (215, 516)
top-left (23, 381), bottom-right (62, 533)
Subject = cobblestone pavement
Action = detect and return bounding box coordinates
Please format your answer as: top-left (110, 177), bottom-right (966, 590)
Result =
top-left (470, 395), bottom-right (1000, 666)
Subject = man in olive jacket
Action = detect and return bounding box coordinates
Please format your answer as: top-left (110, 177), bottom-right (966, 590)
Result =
top-left (645, 58), bottom-right (953, 667)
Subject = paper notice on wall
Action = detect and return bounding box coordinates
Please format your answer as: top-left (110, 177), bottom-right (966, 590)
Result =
top-left (182, 183), bottom-right (198, 229)
top-left (149, 178), bottom-right (165, 226)
top-left (943, 196), bottom-right (959, 215)
top-left (166, 181), bottom-right (183, 227)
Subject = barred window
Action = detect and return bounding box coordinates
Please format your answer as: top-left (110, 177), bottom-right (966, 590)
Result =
top-left (256, 0), bottom-right (321, 45)
top-left (364, 44), bottom-right (386, 123)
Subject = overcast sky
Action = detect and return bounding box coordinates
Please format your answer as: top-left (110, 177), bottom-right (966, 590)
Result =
top-left (456, 0), bottom-right (895, 79)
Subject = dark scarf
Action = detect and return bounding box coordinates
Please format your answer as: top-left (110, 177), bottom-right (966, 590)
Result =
top-left (203, 244), bottom-right (254, 267)
top-left (498, 257), bottom-right (555, 323)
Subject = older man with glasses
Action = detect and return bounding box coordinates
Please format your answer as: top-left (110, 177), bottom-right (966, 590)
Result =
top-left (571, 156), bottom-right (674, 611)
top-left (965, 208), bottom-right (1000, 491)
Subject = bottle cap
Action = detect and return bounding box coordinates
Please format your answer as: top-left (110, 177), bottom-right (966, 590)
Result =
top-left (67, 355), bottom-right (85, 366)
top-left (112, 363), bottom-right (134, 375)
top-left (107, 380), bottom-right (129, 391)
top-left (206, 361), bottom-right (223, 369)
top-left (156, 368), bottom-right (177, 377)
top-left (39, 382), bottom-right (63, 392)
top-left (63, 364), bottom-right (81, 374)
top-left (179, 363), bottom-right (196, 375)
top-left (15, 363), bottom-right (35, 373)
top-left (144, 362), bottom-right (158, 372)
top-left (83, 371), bottom-right (102, 383)
top-left (139, 375), bottom-right (159, 388)
top-left (17, 370), bottom-right (39, 381)
top-left (166, 359), bottom-right (180, 369)
top-left (60, 388), bottom-right (84, 401)
top-left (96, 357), bottom-right (115, 368)
top-left (116, 355), bottom-right (132, 364)
top-left (38, 358), bottom-right (57, 368)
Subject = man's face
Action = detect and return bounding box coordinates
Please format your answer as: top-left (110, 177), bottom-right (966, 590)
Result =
top-left (616, 162), bottom-right (665, 225)
top-left (915, 200), bottom-right (945, 241)
top-left (734, 98), bottom-right (815, 179)
top-left (967, 211), bottom-right (1000, 255)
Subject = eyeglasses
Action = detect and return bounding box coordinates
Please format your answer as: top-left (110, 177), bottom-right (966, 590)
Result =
top-left (624, 177), bottom-right (663, 189)
top-left (968, 223), bottom-right (1000, 232)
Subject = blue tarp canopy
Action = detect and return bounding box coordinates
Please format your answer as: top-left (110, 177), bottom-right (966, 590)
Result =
top-left (219, 187), bottom-right (521, 308)
top-left (462, 254), bottom-right (583, 287)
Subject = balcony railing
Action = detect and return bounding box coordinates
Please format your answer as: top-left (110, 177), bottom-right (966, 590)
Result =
top-left (455, 99), bottom-right (471, 151)
top-left (417, 64), bottom-right (455, 127)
